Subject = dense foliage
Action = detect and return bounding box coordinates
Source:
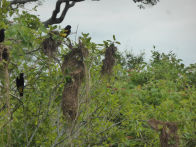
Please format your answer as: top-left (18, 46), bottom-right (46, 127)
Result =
top-left (0, 1), bottom-right (196, 146)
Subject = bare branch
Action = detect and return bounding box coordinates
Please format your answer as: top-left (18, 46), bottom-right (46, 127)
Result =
top-left (43, 0), bottom-right (84, 27)
top-left (9, 0), bottom-right (85, 27)
top-left (9, 0), bottom-right (158, 27)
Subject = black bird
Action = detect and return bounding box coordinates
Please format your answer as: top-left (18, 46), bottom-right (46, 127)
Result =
top-left (16, 73), bottom-right (24, 97)
top-left (60, 25), bottom-right (71, 38)
top-left (0, 28), bottom-right (5, 42)
top-left (2, 48), bottom-right (8, 61)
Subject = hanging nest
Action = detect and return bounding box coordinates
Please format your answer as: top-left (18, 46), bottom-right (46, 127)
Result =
top-left (148, 119), bottom-right (179, 147)
top-left (61, 40), bottom-right (88, 120)
top-left (42, 31), bottom-right (62, 58)
top-left (0, 44), bottom-right (9, 79)
top-left (62, 78), bottom-right (80, 120)
top-left (101, 43), bottom-right (117, 75)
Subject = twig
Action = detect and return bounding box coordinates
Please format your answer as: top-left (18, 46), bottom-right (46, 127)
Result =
top-left (25, 47), bottom-right (41, 54)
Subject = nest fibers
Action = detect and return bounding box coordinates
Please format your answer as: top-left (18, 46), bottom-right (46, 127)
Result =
top-left (101, 43), bottom-right (117, 75)
top-left (61, 41), bottom-right (88, 120)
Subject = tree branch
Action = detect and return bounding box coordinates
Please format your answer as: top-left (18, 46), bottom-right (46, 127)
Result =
top-left (9, 0), bottom-right (158, 27)
top-left (43, 0), bottom-right (84, 27)
top-left (9, 0), bottom-right (85, 27)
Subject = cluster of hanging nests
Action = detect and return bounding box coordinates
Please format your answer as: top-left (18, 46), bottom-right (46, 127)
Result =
top-left (44, 38), bottom-right (118, 120)
top-left (1, 26), bottom-right (119, 121)
top-left (60, 42), bottom-right (118, 120)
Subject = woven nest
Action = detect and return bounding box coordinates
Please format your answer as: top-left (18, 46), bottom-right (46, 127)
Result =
top-left (148, 119), bottom-right (179, 147)
top-left (61, 41), bottom-right (88, 120)
top-left (101, 43), bottom-right (117, 75)
top-left (42, 31), bottom-right (61, 58)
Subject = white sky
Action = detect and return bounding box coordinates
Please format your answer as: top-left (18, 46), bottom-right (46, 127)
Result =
top-left (28, 0), bottom-right (196, 65)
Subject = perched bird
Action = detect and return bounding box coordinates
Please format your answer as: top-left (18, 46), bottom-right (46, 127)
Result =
top-left (16, 73), bottom-right (24, 97)
top-left (60, 25), bottom-right (71, 38)
top-left (0, 28), bottom-right (5, 42)
top-left (2, 48), bottom-right (9, 61)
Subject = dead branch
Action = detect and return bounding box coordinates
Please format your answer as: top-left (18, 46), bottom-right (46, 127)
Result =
top-left (43, 0), bottom-right (77, 27)
top-left (9, 0), bottom-right (84, 27)
top-left (9, 0), bottom-right (158, 27)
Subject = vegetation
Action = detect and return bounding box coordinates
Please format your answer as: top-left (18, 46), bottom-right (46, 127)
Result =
top-left (0, 0), bottom-right (196, 146)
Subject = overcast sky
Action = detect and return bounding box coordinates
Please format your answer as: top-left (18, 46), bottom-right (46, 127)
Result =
top-left (29, 0), bottom-right (196, 65)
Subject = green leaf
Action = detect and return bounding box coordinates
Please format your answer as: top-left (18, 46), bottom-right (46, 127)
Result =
top-left (116, 41), bottom-right (121, 45)
top-left (113, 35), bottom-right (116, 40)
